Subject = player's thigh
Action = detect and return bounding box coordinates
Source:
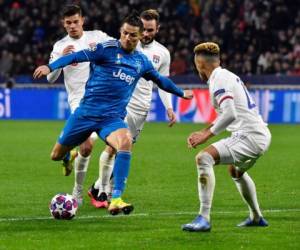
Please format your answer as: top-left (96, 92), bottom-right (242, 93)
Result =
top-left (98, 118), bottom-right (132, 150)
top-left (212, 133), bottom-right (261, 171)
top-left (125, 110), bottom-right (147, 143)
top-left (58, 113), bottom-right (95, 147)
top-left (106, 128), bottom-right (132, 151)
top-left (196, 145), bottom-right (220, 165)
top-left (251, 128), bottom-right (272, 154)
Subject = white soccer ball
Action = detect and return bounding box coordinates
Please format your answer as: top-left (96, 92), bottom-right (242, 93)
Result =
top-left (49, 193), bottom-right (78, 220)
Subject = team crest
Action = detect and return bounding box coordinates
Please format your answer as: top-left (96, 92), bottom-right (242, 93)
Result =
top-left (136, 60), bottom-right (142, 73)
top-left (50, 53), bottom-right (54, 62)
top-left (88, 42), bottom-right (97, 51)
top-left (153, 55), bottom-right (160, 64)
top-left (116, 53), bottom-right (123, 64)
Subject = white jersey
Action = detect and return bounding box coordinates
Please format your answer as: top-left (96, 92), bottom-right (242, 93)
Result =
top-left (127, 40), bottom-right (172, 115)
top-left (208, 67), bottom-right (267, 133)
top-left (47, 30), bottom-right (111, 112)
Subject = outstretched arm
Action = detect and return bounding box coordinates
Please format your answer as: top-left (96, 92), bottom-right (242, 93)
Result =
top-left (33, 51), bottom-right (90, 79)
top-left (47, 45), bottom-right (75, 83)
top-left (33, 44), bottom-right (105, 79)
top-left (143, 69), bottom-right (193, 99)
top-left (48, 50), bottom-right (90, 71)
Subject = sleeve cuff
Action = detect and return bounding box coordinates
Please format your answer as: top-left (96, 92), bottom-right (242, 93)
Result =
top-left (46, 64), bottom-right (53, 72)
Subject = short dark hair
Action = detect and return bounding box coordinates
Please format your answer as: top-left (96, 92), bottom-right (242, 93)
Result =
top-left (121, 11), bottom-right (143, 32)
top-left (140, 9), bottom-right (160, 24)
top-left (61, 4), bottom-right (82, 18)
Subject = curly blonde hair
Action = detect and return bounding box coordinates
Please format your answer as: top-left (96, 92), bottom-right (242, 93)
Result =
top-left (194, 42), bottom-right (220, 56)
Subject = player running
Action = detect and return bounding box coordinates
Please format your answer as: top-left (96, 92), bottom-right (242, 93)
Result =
top-left (182, 42), bottom-right (271, 232)
top-left (33, 12), bottom-right (193, 216)
top-left (47, 5), bottom-right (111, 205)
top-left (88, 9), bottom-right (176, 208)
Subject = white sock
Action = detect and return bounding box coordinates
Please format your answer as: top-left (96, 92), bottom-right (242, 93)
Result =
top-left (233, 172), bottom-right (262, 220)
top-left (197, 152), bottom-right (216, 221)
top-left (74, 152), bottom-right (90, 190)
top-left (94, 151), bottom-right (115, 194)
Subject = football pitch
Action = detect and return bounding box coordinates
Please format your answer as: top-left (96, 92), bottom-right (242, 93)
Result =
top-left (0, 121), bottom-right (299, 250)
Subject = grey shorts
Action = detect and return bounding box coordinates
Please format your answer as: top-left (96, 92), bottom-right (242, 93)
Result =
top-left (125, 109), bottom-right (147, 143)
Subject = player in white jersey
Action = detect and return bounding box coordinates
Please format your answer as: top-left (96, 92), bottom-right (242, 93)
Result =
top-left (182, 42), bottom-right (271, 232)
top-left (47, 5), bottom-right (111, 204)
top-left (87, 9), bottom-right (177, 208)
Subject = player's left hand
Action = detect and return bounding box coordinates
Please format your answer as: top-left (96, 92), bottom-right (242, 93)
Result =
top-left (167, 108), bottom-right (176, 127)
top-left (33, 65), bottom-right (51, 79)
top-left (187, 129), bottom-right (213, 148)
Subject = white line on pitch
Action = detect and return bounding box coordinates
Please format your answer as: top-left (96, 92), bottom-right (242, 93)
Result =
top-left (0, 208), bottom-right (299, 222)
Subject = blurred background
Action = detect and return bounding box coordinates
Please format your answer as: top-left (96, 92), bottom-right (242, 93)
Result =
top-left (0, 0), bottom-right (300, 123)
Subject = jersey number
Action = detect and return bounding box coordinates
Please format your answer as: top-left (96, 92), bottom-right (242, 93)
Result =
top-left (238, 78), bottom-right (256, 109)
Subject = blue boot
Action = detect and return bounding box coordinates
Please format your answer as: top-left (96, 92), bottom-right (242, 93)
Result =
top-left (237, 217), bottom-right (268, 227)
top-left (182, 215), bottom-right (211, 232)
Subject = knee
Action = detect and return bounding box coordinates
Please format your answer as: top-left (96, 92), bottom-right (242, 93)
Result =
top-left (51, 150), bottom-right (61, 161)
top-left (79, 141), bottom-right (93, 157)
top-left (195, 151), bottom-right (215, 167)
top-left (195, 152), bottom-right (215, 185)
top-left (118, 133), bottom-right (132, 151)
top-left (105, 145), bottom-right (116, 158)
top-left (228, 165), bottom-right (243, 178)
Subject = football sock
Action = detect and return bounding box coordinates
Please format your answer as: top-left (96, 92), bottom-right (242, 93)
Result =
top-left (74, 152), bottom-right (90, 190)
top-left (111, 151), bottom-right (131, 199)
top-left (94, 151), bottom-right (115, 194)
top-left (233, 172), bottom-right (262, 221)
top-left (196, 152), bottom-right (215, 221)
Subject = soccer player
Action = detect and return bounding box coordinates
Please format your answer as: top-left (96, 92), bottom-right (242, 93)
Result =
top-left (33, 12), bottom-right (193, 216)
top-left (47, 5), bottom-right (111, 205)
top-left (182, 42), bottom-right (271, 232)
top-left (88, 9), bottom-right (176, 208)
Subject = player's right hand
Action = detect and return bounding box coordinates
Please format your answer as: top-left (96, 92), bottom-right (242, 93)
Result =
top-left (33, 65), bottom-right (51, 79)
top-left (167, 108), bottom-right (176, 127)
top-left (183, 89), bottom-right (193, 99)
top-left (62, 45), bottom-right (75, 55)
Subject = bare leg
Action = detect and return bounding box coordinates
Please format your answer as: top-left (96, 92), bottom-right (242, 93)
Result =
top-left (50, 143), bottom-right (74, 161)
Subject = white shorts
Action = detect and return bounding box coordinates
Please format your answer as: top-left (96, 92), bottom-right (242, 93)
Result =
top-left (212, 127), bottom-right (271, 172)
top-left (125, 109), bottom-right (147, 143)
top-left (69, 100), bottom-right (80, 114)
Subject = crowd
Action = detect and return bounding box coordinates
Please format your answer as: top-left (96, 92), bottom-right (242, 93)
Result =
top-left (0, 0), bottom-right (299, 81)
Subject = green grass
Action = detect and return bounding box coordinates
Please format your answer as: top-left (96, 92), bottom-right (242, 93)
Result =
top-left (0, 121), bottom-right (299, 249)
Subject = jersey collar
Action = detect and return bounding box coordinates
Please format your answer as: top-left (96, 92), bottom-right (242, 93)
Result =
top-left (68, 31), bottom-right (86, 41)
top-left (118, 40), bottom-right (138, 54)
top-left (139, 40), bottom-right (155, 49)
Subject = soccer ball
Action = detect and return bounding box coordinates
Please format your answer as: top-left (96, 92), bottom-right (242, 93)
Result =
top-left (49, 193), bottom-right (78, 220)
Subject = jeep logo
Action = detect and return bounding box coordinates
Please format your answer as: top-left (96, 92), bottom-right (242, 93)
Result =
top-left (113, 69), bottom-right (135, 85)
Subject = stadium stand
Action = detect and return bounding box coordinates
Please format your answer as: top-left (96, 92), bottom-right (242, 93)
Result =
top-left (0, 0), bottom-right (299, 83)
